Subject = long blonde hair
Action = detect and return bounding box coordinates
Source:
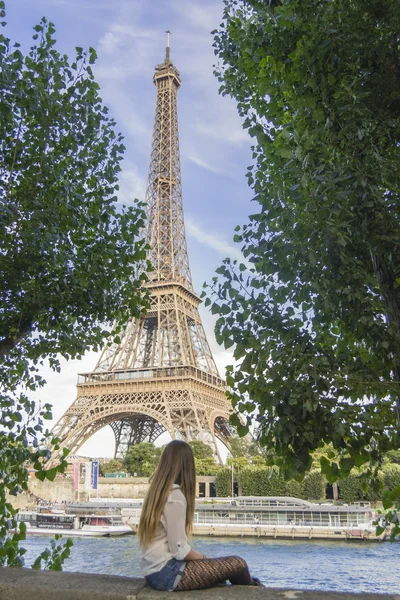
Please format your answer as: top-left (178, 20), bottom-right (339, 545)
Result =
top-left (138, 440), bottom-right (196, 547)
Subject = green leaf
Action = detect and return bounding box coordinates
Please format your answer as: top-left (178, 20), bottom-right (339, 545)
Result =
top-left (10, 412), bottom-right (22, 422)
top-left (237, 423), bottom-right (249, 437)
top-left (45, 467), bottom-right (59, 482)
top-left (34, 470), bottom-right (46, 482)
top-left (211, 303), bottom-right (220, 315)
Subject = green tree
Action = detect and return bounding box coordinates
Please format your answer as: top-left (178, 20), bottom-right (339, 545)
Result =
top-left (188, 441), bottom-right (219, 475)
top-left (385, 450), bottom-right (400, 465)
top-left (209, 0), bottom-right (400, 490)
top-left (303, 471), bottom-right (326, 501)
top-left (195, 457), bottom-right (220, 476)
top-left (238, 467), bottom-right (287, 496)
top-left (285, 479), bottom-right (305, 500)
top-left (229, 436), bottom-right (265, 462)
top-left (0, 8), bottom-right (148, 567)
top-left (338, 470), bottom-right (384, 504)
top-left (310, 445), bottom-right (339, 471)
top-left (124, 443), bottom-right (161, 477)
top-left (383, 464), bottom-right (400, 491)
top-left (215, 468), bottom-right (233, 497)
top-left (0, 395), bottom-right (69, 568)
top-left (189, 441), bottom-right (214, 460)
top-left (100, 460), bottom-right (126, 476)
top-left (217, 464), bottom-right (304, 498)
top-left (1, 15), bottom-right (148, 371)
top-left (338, 474), bottom-right (364, 505)
top-left (227, 456), bottom-right (250, 471)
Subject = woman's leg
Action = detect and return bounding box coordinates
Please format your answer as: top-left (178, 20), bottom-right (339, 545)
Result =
top-left (175, 556), bottom-right (255, 591)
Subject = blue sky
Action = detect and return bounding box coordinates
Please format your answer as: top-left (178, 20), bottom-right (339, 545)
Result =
top-left (7, 0), bottom-right (253, 457)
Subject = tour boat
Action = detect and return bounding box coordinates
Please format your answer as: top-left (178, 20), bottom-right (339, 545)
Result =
top-left (17, 510), bottom-right (132, 537)
top-left (191, 496), bottom-right (380, 540)
top-left (117, 496), bottom-right (381, 541)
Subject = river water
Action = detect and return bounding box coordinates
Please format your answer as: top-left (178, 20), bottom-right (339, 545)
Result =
top-left (22, 535), bottom-right (400, 594)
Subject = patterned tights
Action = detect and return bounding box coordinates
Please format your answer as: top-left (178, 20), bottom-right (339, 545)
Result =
top-left (175, 556), bottom-right (255, 591)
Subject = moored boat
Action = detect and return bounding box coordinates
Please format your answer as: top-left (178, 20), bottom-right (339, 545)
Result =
top-left (16, 510), bottom-right (132, 537)
top-left (191, 496), bottom-right (381, 541)
top-left (119, 496), bottom-right (382, 541)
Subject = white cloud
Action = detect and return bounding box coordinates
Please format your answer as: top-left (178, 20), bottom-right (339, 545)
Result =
top-left (193, 114), bottom-right (249, 146)
top-left (169, 0), bottom-right (223, 32)
top-left (94, 79), bottom-right (151, 142)
top-left (188, 153), bottom-right (227, 176)
top-left (117, 162), bottom-right (147, 206)
top-left (186, 217), bottom-right (244, 262)
top-left (97, 26), bottom-right (158, 77)
top-left (46, 0), bottom-right (117, 6)
top-left (92, 0), bottom-right (250, 187)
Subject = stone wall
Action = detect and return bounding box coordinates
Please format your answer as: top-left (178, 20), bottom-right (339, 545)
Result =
top-left (97, 477), bottom-right (150, 499)
top-left (6, 478), bottom-right (77, 509)
top-left (8, 475), bottom-right (218, 508)
top-left (7, 476), bottom-right (150, 507)
top-left (1, 568), bottom-right (397, 600)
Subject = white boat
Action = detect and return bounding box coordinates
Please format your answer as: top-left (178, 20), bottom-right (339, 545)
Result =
top-left (118, 496), bottom-right (381, 541)
top-left (191, 496), bottom-right (380, 541)
top-left (17, 510), bottom-right (132, 537)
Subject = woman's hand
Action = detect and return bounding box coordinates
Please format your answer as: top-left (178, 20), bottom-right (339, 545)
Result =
top-left (184, 549), bottom-right (207, 560)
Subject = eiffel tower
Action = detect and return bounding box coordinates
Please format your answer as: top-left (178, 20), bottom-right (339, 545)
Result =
top-left (51, 33), bottom-right (232, 463)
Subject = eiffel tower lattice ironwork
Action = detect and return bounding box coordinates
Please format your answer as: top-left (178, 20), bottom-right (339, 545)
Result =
top-left (51, 33), bottom-right (233, 463)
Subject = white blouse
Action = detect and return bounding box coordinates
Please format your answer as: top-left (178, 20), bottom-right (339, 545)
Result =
top-left (139, 484), bottom-right (192, 576)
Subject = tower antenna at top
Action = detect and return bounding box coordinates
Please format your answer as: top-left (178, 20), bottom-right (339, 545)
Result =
top-left (165, 30), bottom-right (171, 62)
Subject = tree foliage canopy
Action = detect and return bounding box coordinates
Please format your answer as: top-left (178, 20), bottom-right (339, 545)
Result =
top-left (195, 456), bottom-right (220, 476)
top-left (228, 436), bottom-right (265, 460)
top-left (189, 440), bottom-right (214, 460)
top-left (124, 443), bottom-right (162, 477)
top-left (209, 0), bottom-right (400, 489)
top-left (100, 460), bottom-right (126, 476)
top-left (188, 440), bottom-right (220, 475)
top-left (0, 6), bottom-right (148, 567)
top-left (0, 12), bottom-right (148, 381)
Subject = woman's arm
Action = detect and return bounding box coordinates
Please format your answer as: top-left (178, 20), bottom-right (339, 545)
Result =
top-left (163, 496), bottom-right (206, 560)
top-left (163, 498), bottom-right (191, 559)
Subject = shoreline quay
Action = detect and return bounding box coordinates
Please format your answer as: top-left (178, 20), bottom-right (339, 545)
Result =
top-left (1, 568), bottom-right (399, 600)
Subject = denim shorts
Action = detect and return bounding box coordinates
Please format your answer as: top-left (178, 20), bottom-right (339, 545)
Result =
top-left (145, 558), bottom-right (186, 592)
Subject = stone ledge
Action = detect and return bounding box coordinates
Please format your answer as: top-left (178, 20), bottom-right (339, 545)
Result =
top-left (0, 568), bottom-right (399, 600)
top-left (0, 568), bottom-right (145, 600)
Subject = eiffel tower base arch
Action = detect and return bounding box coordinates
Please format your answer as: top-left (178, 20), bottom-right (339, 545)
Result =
top-left (110, 415), bottom-right (166, 459)
top-left (51, 370), bottom-right (232, 465)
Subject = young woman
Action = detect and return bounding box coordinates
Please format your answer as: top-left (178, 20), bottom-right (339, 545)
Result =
top-left (138, 440), bottom-right (263, 591)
